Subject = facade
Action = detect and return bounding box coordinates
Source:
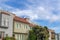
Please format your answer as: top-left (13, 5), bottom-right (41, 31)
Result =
top-left (49, 29), bottom-right (55, 40)
top-left (55, 33), bottom-right (60, 40)
top-left (55, 34), bottom-right (59, 40)
top-left (58, 33), bottom-right (60, 40)
top-left (0, 10), bottom-right (14, 40)
top-left (13, 16), bottom-right (31, 40)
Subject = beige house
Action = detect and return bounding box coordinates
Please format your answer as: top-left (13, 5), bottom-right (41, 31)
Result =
top-left (49, 29), bottom-right (55, 40)
top-left (13, 15), bottom-right (31, 40)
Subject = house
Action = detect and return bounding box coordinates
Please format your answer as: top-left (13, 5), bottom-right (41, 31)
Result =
top-left (55, 33), bottom-right (60, 40)
top-left (13, 15), bottom-right (31, 40)
top-left (55, 33), bottom-right (59, 40)
top-left (49, 29), bottom-right (55, 40)
top-left (58, 33), bottom-right (60, 40)
top-left (0, 10), bottom-right (14, 40)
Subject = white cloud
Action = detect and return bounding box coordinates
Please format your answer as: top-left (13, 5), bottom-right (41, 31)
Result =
top-left (0, 0), bottom-right (60, 23)
top-left (0, 0), bottom-right (9, 3)
top-left (11, 6), bottom-right (60, 22)
top-left (12, 9), bottom-right (39, 20)
top-left (38, 7), bottom-right (45, 11)
top-left (0, 3), bottom-right (60, 23)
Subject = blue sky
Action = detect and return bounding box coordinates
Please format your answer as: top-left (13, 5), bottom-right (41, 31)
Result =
top-left (0, 0), bottom-right (60, 33)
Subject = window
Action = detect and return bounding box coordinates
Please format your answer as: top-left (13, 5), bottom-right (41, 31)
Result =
top-left (0, 32), bottom-right (4, 39)
top-left (17, 24), bottom-right (18, 28)
top-left (24, 24), bottom-right (28, 29)
top-left (20, 34), bottom-right (22, 40)
top-left (26, 25), bottom-right (27, 29)
top-left (6, 18), bottom-right (9, 26)
top-left (21, 34), bottom-right (23, 40)
top-left (18, 34), bottom-right (19, 40)
top-left (0, 32), bottom-right (2, 38)
top-left (16, 23), bottom-right (22, 29)
top-left (16, 34), bottom-right (19, 40)
top-left (30, 27), bottom-right (32, 29)
top-left (19, 23), bottom-right (21, 28)
top-left (3, 18), bottom-right (9, 27)
top-left (24, 24), bottom-right (25, 29)
top-left (19, 34), bottom-right (21, 40)
top-left (4, 19), bottom-right (6, 26)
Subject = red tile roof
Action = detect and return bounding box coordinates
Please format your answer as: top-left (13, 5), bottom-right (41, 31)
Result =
top-left (14, 15), bottom-right (36, 27)
top-left (14, 16), bottom-right (30, 24)
top-left (29, 23), bottom-right (35, 27)
top-left (48, 29), bottom-right (55, 32)
top-left (1, 11), bottom-right (10, 15)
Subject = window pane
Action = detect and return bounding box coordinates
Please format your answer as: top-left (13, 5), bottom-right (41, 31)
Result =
top-left (20, 24), bottom-right (21, 28)
top-left (26, 25), bottom-right (27, 29)
top-left (17, 24), bottom-right (18, 28)
top-left (0, 32), bottom-right (1, 38)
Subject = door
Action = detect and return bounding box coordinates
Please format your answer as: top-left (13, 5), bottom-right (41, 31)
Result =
top-left (0, 32), bottom-right (4, 40)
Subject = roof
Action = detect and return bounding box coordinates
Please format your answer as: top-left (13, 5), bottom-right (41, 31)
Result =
top-left (0, 10), bottom-right (17, 16)
top-left (29, 23), bottom-right (34, 27)
top-left (14, 16), bottom-right (30, 24)
top-left (48, 29), bottom-right (55, 32)
top-left (0, 11), bottom-right (10, 15)
top-left (29, 23), bottom-right (38, 27)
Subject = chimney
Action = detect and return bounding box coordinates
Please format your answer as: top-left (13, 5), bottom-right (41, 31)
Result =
top-left (24, 18), bottom-right (30, 21)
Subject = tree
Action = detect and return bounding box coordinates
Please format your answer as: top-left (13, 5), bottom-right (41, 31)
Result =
top-left (44, 26), bottom-right (49, 40)
top-left (28, 25), bottom-right (49, 40)
top-left (28, 30), bottom-right (36, 40)
top-left (28, 25), bottom-right (40, 40)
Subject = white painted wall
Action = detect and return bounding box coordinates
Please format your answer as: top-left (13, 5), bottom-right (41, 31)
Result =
top-left (0, 13), bottom-right (14, 37)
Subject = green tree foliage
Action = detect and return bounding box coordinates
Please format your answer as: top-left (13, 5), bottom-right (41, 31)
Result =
top-left (28, 25), bottom-right (49, 40)
top-left (28, 30), bottom-right (36, 40)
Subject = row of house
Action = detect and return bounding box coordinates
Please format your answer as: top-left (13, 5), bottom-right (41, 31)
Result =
top-left (0, 10), bottom-right (35, 40)
top-left (0, 10), bottom-right (56, 40)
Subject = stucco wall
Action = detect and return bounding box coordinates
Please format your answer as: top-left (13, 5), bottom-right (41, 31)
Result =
top-left (14, 21), bottom-right (30, 33)
top-left (0, 13), bottom-right (14, 37)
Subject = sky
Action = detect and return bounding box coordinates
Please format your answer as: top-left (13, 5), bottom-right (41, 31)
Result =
top-left (0, 0), bottom-right (60, 33)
